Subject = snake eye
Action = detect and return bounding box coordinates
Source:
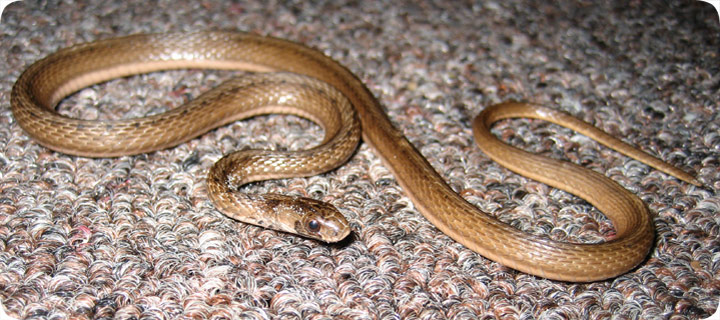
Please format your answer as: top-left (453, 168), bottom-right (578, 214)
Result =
top-left (307, 220), bottom-right (320, 232)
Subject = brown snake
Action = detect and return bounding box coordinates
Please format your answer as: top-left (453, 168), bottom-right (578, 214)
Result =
top-left (11, 32), bottom-right (700, 282)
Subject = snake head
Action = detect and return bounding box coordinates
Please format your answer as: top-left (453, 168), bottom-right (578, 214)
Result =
top-left (292, 197), bottom-right (351, 243)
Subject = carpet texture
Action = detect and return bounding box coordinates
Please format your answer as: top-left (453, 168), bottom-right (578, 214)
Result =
top-left (0, 0), bottom-right (718, 319)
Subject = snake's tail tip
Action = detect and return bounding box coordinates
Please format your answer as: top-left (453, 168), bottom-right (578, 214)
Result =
top-left (670, 168), bottom-right (703, 188)
top-left (684, 176), bottom-right (704, 188)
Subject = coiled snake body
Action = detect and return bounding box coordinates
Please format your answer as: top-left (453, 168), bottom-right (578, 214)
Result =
top-left (11, 32), bottom-right (699, 282)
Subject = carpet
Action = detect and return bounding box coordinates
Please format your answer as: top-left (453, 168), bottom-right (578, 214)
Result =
top-left (0, 0), bottom-right (718, 319)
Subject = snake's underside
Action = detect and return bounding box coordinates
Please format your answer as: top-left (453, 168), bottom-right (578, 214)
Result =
top-left (11, 32), bottom-right (699, 282)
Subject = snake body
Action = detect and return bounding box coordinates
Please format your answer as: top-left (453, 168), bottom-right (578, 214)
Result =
top-left (11, 32), bottom-right (698, 282)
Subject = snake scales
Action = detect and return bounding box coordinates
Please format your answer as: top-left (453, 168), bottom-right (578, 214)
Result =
top-left (11, 32), bottom-right (699, 282)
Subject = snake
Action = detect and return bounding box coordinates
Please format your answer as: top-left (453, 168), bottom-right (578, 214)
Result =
top-left (10, 31), bottom-right (700, 282)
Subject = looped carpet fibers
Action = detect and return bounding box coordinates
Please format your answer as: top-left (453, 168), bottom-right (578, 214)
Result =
top-left (0, 0), bottom-right (718, 319)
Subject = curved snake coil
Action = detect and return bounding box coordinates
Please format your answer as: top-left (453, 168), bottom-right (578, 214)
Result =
top-left (11, 32), bottom-right (700, 282)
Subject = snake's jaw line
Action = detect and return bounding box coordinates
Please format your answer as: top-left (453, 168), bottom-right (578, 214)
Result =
top-left (315, 214), bottom-right (352, 243)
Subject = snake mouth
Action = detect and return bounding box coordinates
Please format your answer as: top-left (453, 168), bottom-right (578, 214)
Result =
top-left (322, 221), bottom-right (352, 243)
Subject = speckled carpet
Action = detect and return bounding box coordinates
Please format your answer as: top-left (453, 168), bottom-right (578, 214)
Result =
top-left (1, 1), bottom-right (718, 319)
